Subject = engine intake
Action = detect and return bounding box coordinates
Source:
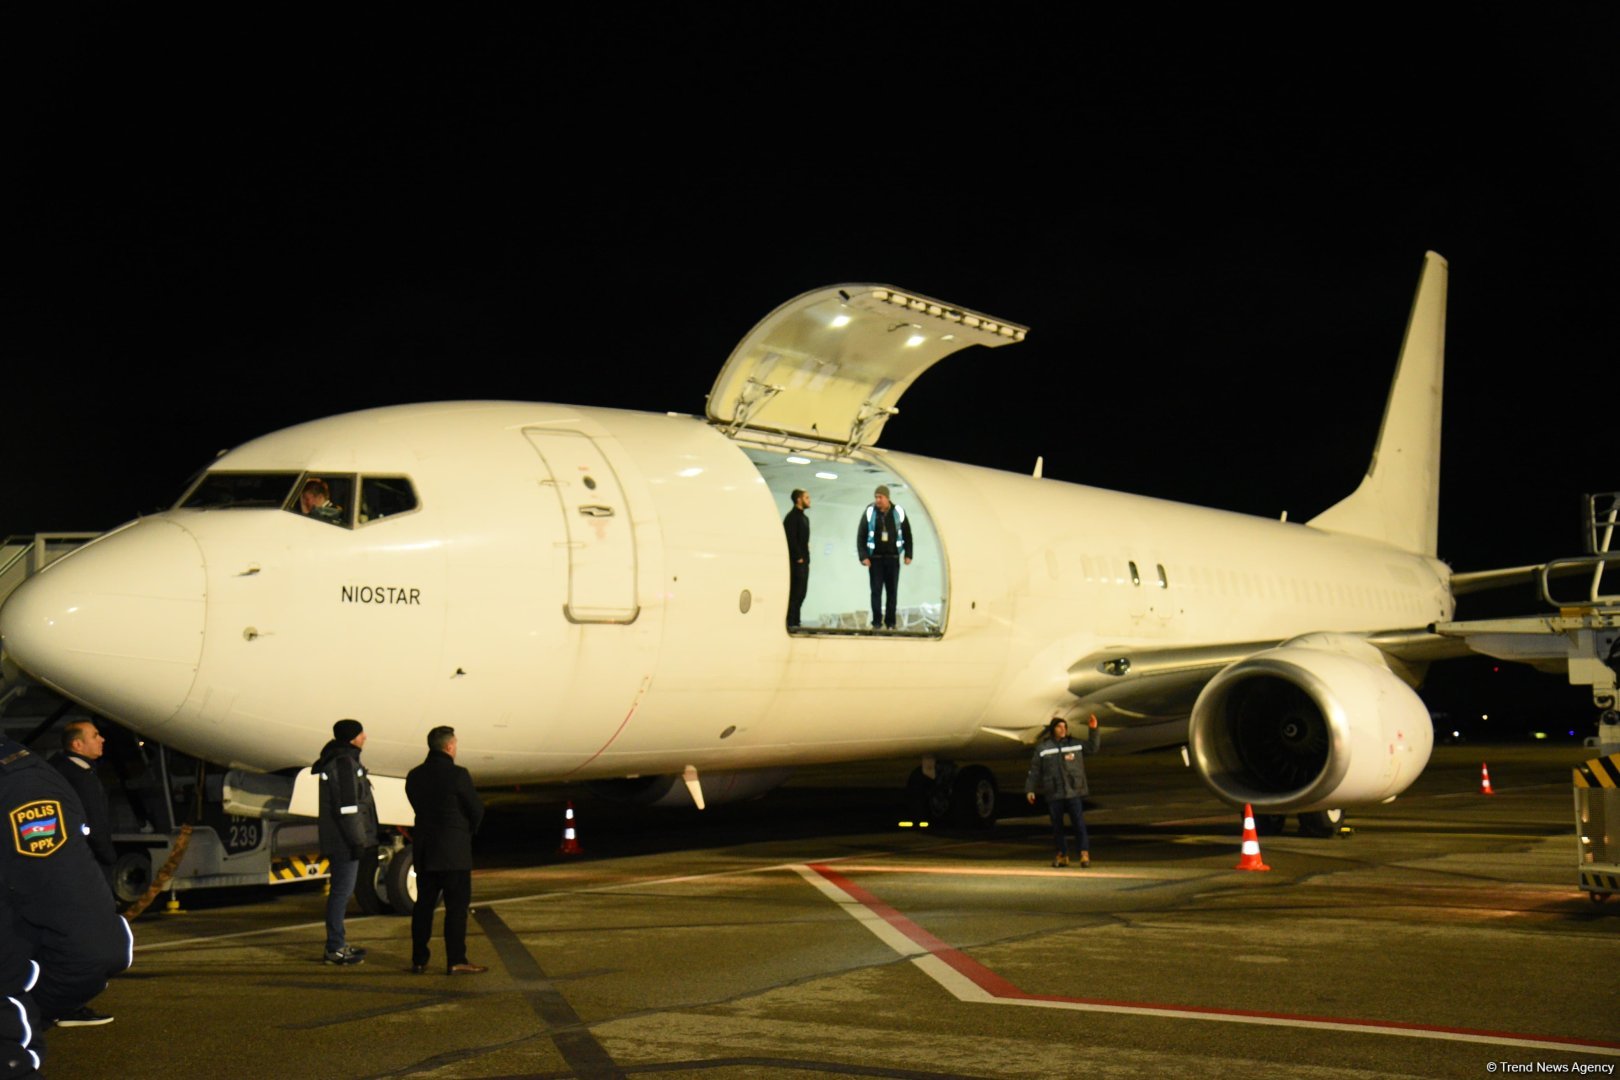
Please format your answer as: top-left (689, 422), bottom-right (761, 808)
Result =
top-left (1188, 635), bottom-right (1432, 813)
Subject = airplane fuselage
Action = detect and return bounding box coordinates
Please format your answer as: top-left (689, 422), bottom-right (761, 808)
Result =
top-left (2, 401), bottom-right (1454, 785)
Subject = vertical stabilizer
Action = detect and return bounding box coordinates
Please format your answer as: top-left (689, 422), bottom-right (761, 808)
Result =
top-left (1307, 252), bottom-right (1447, 556)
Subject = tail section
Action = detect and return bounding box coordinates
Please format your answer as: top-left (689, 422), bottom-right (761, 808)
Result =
top-left (1308, 251), bottom-right (1448, 556)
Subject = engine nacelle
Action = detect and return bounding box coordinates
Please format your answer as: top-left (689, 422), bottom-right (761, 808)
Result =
top-left (587, 766), bottom-right (795, 808)
top-left (1188, 634), bottom-right (1432, 813)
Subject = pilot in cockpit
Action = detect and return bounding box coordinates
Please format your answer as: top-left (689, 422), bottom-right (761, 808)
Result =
top-left (298, 478), bottom-right (346, 526)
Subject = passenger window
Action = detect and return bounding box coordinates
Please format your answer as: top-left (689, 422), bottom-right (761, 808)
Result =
top-left (286, 475), bottom-right (354, 528)
top-left (359, 477), bottom-right (420, 524)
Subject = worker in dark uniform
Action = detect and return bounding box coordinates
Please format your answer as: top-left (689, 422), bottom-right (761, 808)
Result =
top-left (312, 719), bottom-right (377, 966)
top-left (405, 726), bottom-right (486, 975)
top-left (1024, 714), bottom-right (1102, 867)
top-left (856, 484), bottom-right (913, 630)
top-left (783, 488), bottom-right (811, 629)
top-left (49, 721), bottom-right (116, 882)
top-left (1, 735), bottom-right (133, 1072)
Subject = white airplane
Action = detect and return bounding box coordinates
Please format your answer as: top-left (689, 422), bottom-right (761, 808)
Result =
top-left (0, 253), bottom-right (1456, 849)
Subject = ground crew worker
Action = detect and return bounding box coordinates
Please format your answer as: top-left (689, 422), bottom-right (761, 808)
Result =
top-left (312, 719), bottom-right (378, 965)
top-left (856, 485), bottom-right (913, 630)
top-left (1024, 715), bottom-right (1102, 867)
top-left (1, 735), bottom-right (133, 1073)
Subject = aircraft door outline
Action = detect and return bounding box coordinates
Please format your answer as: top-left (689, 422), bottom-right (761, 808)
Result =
top-left (524, 429), bottom-right (640, 624)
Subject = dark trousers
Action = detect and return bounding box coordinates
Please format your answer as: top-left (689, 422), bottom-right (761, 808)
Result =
top-left (868, 557), bottom-right (900, 628)
top-left (325, 855), bottom-right (359, 953)
top-left (411, 868), bottom-right (472, 968)
top-left (787, 561), bottom-right (809, 627)
top-left (1047, 796), bottom-right (1089, 856)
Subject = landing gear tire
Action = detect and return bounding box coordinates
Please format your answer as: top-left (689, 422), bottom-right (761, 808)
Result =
top-left (1297, 808), bottom-right (1346, 838)
top-left (905, 766), bottom-right (951, 825)
top-left (384, 845), bottom-right (417, 916)
top-left (1255, 814), bottom-right (1288, 837)
top-left (111, 849), bottom-right (153, 907)
top-left (354, 848), bottom-right (388, 915)
top-left (949, 765), bottom-right (998, 829)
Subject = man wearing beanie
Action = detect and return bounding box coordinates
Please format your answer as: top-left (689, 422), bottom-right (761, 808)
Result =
top-left (311, 719), bottom-right (377, 965)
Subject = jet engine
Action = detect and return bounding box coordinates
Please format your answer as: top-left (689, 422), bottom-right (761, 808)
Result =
top-left (587, 766), bottom-right (795, 808)
top-left (1187, 634), bottom-right (1432, 814)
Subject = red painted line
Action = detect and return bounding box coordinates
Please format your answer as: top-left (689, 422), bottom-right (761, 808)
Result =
top-left (805, 863), bottom-right (1620, 1051)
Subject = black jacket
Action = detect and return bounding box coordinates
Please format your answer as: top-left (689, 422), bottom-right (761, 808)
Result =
top-left (856, 503), bottom-right (914, 559)
top-left (405, 750), bottom-right (484, 872)
top-left (49, 752), bottom-right (115, 869)
top-left (1, 738), bottom-right (131, 1033)
top-left (1024, 726), bottom-right (1103, 800)
top-left (311, 740), bottom-right (378, 859)
top-left (783, 506), bottom-right (810, 564)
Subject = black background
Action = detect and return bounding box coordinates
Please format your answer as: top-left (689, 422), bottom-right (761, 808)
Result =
top-left (8, 10), bottom-right (1616, 731)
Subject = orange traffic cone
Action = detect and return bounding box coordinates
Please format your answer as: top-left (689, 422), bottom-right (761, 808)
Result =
top-left (1480, 762), bottom-right (1495, 796)
top-left (1235, 804), bottom-right (1271, 871)
top-left (558, 801), bottom-right (583, 855)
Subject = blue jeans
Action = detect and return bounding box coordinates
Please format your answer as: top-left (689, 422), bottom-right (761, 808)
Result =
top-left (326, 855), bottom-right (359, 953)
top-left (1047, 796), bottom-right (1088, 856)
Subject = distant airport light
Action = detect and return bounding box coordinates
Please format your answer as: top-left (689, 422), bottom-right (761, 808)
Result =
top-left (1533, 731), bottom-right (1547, 740)
top-left (815, 472), bottom-right (838, 480)
top-left (830, 314), bottom-right (851, 328)
top-left (785, 456), bottom-right (812, 465)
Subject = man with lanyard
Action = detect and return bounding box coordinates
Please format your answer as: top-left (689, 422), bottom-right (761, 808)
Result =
top-left (856, 485), bottom-right (913, 631)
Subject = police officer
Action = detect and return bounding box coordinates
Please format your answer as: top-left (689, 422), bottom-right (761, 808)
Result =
top-left (405, 726), bottom-right (486, 975)
top-left (49, 721), bottom-right (116, 880)
top-left (1, 736), bottom-right (133, 1074)
top-left (312, 719), bottom-right (378, 965)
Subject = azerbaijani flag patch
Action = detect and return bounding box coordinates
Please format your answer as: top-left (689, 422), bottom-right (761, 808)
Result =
top-left (11, 800), bottom-right (66, 857)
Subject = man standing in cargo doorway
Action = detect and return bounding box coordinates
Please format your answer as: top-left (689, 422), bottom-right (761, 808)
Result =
top-left (857, 485), bottom-right (912, 630)
top-left (784, 488), bottom-right (811, 628)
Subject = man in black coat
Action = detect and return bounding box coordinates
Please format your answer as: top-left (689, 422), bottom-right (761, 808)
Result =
top-left (1, 735), bottom-right (132, 1071)
top-left (49, 721), bottom-right (116, 879)
top-left (405, 726), bottom-right (486, 975)
top-left (783, 488), bottom-right (811, 628)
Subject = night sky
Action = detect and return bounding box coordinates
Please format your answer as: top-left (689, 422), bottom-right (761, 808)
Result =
top-left (8, 13), bottom-right (1616, 724)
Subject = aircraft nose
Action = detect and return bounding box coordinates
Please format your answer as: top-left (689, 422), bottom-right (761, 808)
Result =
top-left (0, 518), bottom-right (205, 727)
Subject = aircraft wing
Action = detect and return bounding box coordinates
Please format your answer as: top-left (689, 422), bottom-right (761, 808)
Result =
top-left (1064, 629), bottom-right (1469, 726)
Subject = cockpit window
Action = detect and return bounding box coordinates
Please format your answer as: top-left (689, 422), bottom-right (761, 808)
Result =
top-left (287, 475), bottom-right (354, 528)
top-left (359, 477), bottom-right (419, 524)
top-left (178, 472), bottom-right (302, 510)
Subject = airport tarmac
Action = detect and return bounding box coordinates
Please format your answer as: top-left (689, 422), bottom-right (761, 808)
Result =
top-left (45, 744), bottom-right (1620, 1079)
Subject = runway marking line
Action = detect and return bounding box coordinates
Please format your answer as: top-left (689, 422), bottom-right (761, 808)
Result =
top-left (797, 862), bottom-right (1620, 1056)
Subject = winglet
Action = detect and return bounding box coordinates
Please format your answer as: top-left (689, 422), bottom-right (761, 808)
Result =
top-left (1308, 252), bottom-right (1447, 556)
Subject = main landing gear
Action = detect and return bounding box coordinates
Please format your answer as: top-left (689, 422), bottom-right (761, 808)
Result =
top-left (905, 760), bottom-right (999, 829)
